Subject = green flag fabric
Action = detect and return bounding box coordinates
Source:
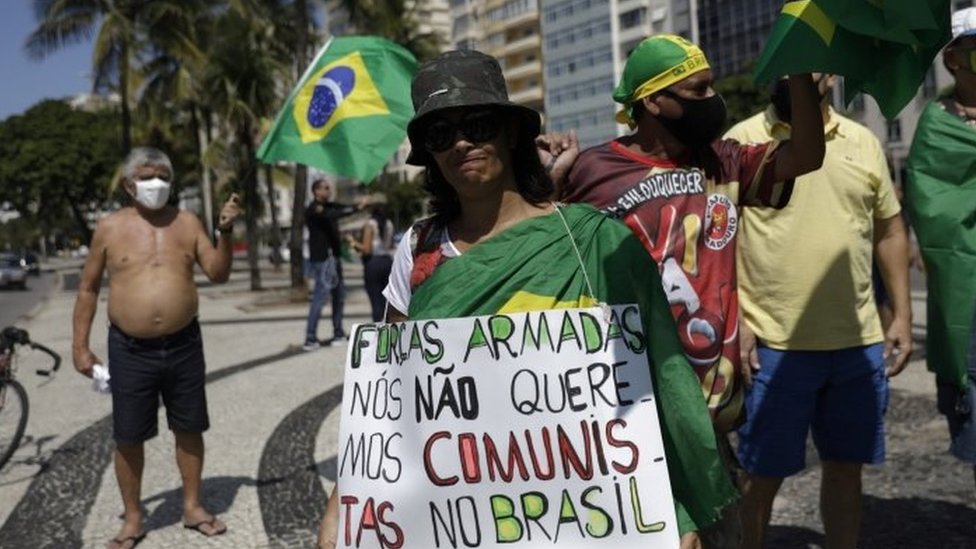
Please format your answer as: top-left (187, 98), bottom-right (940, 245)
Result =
top-left (407, 204), bottom-right (738, 534)
top-left (754, 0), bottom-right (951, 118)
top-left (257, 36), bottom-right (416, 182)
top-left (906, 101), bottom-right (976, 390)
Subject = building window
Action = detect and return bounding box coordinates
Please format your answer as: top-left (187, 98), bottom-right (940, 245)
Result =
top-left (620, 8), bottom-right (645, 29)
top-left (886, 119), bottom-right (902, 143)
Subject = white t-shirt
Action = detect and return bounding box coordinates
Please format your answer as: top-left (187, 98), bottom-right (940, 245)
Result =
top-left (366, 218), bottom-right (395, 256)
top-left (382, 223), bottom-right (461, 316)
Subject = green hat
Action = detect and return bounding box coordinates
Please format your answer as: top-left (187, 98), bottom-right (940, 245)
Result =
top-left (613, 34), bottom-right (710, 125)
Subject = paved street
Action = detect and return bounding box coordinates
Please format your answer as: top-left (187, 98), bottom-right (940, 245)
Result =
top-left (0, 259), bottom-right (973, 548)
top-left (0, 270), bottom-right (58, 328)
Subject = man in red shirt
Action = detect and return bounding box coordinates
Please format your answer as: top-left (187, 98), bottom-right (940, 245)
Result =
top-left (545, 34), bottom-right (826, 548)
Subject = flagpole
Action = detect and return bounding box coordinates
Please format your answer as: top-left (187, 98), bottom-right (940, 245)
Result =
top-left (257, 36), bottom-right (336, 160)
top-left (290, 36), bottom-right (335, 105)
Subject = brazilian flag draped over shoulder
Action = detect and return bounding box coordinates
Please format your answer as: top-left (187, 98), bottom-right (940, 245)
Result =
top-left (906, 103), bottom-right (976, 390)
top-left (754, 0), bottom-right (951, 118)
top-left (257, 36), bottom-right (416, 182)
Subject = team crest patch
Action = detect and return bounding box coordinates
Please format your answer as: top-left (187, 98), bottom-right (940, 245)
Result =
top-left (704, 194), bottom-right (737, 250)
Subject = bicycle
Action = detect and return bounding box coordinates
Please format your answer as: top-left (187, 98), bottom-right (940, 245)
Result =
top-left (0, 326), bottom-right (61, 469)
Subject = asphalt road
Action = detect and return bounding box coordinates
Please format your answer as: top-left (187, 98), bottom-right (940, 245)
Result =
top-left (0, 271), bottom-right (58, 329)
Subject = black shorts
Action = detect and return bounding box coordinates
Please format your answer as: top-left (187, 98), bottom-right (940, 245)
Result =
top-left (108, 319), bottom-right (209, 444)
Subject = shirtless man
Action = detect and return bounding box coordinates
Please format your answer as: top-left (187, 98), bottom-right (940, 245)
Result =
top-left (72, 147), bottom-right (241, 549)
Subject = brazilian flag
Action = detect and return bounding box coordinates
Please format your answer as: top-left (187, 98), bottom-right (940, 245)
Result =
top-left (754, 0), bottom-right (951, 119)
top-left (257, 36), bottom-right (417, 182)
top-left (906, 102), bottom-right (976, 390)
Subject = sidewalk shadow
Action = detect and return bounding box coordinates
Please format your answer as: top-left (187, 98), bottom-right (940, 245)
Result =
top-left (139, 475), bottom-right (257, 532)
top-left (315, 456), bottom-right (337, 483)
top-left (765, 525), bottom-right (823, 548)
top-left (861, 495), bottom-right (976, 548)
top-left (767, 495), bottom-right (976, 549)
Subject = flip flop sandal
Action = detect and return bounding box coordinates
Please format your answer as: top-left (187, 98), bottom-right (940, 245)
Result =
top-left (183, 517), bottom-right (227, 537)
top-left (107, 532), bottom-right (146, 549)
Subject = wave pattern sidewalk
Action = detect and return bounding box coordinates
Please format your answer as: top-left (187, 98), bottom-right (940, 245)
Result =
top-left (0, 259), bottom-right (973, 548)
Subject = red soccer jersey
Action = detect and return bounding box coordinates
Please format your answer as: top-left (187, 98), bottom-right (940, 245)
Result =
top-left (564, 139), bottom-right (792, 432)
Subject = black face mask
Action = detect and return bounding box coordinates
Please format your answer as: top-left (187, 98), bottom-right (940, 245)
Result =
top-left (770, 78), bottom-right (793, 123)
top-left (657, 91), bottom-right (728, 149)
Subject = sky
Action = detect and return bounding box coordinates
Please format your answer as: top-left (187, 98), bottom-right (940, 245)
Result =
top-left (0, 2), bottom-right (94, 120)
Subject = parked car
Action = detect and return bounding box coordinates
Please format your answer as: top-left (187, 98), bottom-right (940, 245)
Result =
top-left (0, 254), bottom-right (27, 290)
top-left (17, 250), bottom-right (40, 275)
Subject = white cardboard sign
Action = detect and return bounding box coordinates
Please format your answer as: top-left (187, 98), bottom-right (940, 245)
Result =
top-left (338, 305), bottom-right (678, 548)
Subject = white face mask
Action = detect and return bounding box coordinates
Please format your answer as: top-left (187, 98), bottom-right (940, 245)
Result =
top-left (134, 177), bottom-right (171, 210)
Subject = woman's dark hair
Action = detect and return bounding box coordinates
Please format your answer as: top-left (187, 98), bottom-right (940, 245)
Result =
top-left (422, 108), bottom-right (553, 224)
top-left (370, 204), bottom-right (390, 241)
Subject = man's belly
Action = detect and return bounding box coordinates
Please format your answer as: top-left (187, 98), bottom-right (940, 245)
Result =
top-left (107, 280), bottom-right (200, 338)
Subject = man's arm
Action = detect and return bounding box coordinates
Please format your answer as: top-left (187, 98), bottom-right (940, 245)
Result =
top-left (72, 222), bottom-right (109, 378)
top-left (874, 213), bottom-right (912, 376)
top-left (331, 201), bottom-right (362, 219)
top-left (196, 193), bottom-right (240, 283)
top-left (772, 74), bottom-right (826, 181)
top-left (535, 130), bottom-right (580, 197)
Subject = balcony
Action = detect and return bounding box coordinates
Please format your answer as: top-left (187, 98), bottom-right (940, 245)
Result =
top-left (509, 86), bottom-right (543, 105)
top-left (504, 59), bottom-right (542, 81)
top-left (497, 33), bottom-right (540, 57)
top-left (484, 10), bottom-right (538, 33)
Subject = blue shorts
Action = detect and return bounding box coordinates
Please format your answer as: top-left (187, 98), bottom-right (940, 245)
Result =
top-left (108, 319), bottom-right (210, 444)
top-left (737, 343), bottom-right (888, 477)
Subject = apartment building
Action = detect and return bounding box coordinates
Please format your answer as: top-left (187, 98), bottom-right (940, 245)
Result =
top-left (540, 0), bottom-right (692, 147)
top-left (697, 0), bottom-right (781, 79)
top-left (324, 0), bottom-right (451, 43)
top-left (447, 0), bottom-right (547, 115)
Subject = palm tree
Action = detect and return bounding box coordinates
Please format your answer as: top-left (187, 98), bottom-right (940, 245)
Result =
top-left (247, 0), bottom-right (321, 294)
top-left (137, 1), bottom-right (220, 231)
top-left (25, 0), bottom-right (158, 155)
top-left (203, 7), bottom-right (291, 291)
top-left (337, 0), bottom-right (442, 61)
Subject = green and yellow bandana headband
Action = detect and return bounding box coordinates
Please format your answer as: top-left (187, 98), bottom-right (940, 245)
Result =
top-left (613, 34), bottom-right (710, 125)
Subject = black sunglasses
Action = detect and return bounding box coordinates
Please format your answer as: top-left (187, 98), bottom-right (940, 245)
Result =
top-left (423, 110), bottom-right (501, 153)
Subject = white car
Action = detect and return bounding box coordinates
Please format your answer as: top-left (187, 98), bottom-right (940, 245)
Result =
top-left (0, 254), bottom-right (27, 290)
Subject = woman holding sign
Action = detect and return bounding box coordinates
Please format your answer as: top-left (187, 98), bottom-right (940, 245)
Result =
top-left (318, 50), bottom-right (736, 549)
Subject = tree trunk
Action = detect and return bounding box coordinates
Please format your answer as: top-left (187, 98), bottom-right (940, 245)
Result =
top-left (191, 105), bottom-right (215, 235)
top-left (289, 0), bottom-right (312, 294)
top-left (120, 40), bottom-right (132, 155)
top-left (263, 164), bottom-right (282, 271)
top-left (243, 126), bottom-right (262, 292)
top-left (290, 165), bottom-right (308, 294)
top-left (68, 203), bottom-right (93, 244)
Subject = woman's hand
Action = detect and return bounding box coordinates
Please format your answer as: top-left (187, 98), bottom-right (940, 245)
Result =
top-left (318, 488), bottom-right (340, 549)
top-left (680, 530), bottom-right (703, 549)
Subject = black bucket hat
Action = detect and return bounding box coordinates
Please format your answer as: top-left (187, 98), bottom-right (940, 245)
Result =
top-left (405, 49), bottom-right (542, 166)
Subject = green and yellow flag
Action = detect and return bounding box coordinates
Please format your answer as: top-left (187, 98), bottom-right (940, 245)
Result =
top-left (754, 0), bottom-right (951, 118)
top-left (257, 36), bottom-right (416, 182)
top-left (407, 205), bottom-right (738, 534)
top-left (906, 102), bottom-right (976, 390)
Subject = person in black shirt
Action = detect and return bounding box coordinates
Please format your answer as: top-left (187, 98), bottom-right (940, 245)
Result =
top-left (303, 178), bottom-right (360, 350)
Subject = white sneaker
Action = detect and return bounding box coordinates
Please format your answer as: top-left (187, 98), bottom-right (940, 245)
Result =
top-left (302, 341), bottom-right (321, 351)
top-left (332, 335), bottom-right (349, 344)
